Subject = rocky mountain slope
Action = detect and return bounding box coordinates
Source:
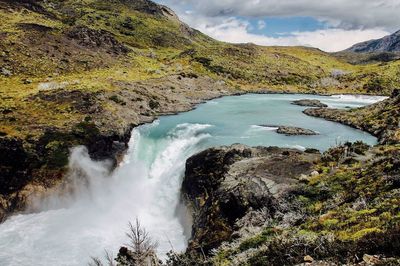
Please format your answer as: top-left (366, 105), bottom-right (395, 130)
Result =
top-left (346, 30), bottom-right (400, 53)
top-left (335, 30), bottom-right (400, 64)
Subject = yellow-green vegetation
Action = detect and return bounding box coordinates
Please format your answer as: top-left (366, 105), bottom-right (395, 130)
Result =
top-left (1, 0), bottom-right (399, 142)
top-left (304, 93), bottom-right (400, 144)
top-left (205, 142), bottom-right (400, 266)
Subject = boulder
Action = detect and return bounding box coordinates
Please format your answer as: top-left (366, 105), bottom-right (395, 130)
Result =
top-left (363, 254), bottom-right (381, 265)
top-left (304, 255), bottom-right (314, 263)
top-left (0, 67), bottom-right (12, 77)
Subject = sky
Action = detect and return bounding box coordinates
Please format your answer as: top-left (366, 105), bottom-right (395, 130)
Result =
top-left (154, 0), bottom-right (400, 52)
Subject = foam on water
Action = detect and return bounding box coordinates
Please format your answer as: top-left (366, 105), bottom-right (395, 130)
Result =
top-left (329, 94), bottom-right (388, 103)
top-left (250, 125), bottom-right (279, 131)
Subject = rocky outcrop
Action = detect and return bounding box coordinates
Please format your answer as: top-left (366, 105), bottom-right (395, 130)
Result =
top-left (292, 99), bottom-right (328, 108)
top-left (179, 142), bottom-right (400, 265)
top-left (277, 126), bottom-right (319, 136)
top-left (120, 0), bottom-right (178, 18)
top-left (0, 138), bottom-right (29, 195)
top-left (304, 92), bottom-right (400, 144)
top-left (66, 26), bottom-right (130, 54)
top-left (182, 144), bottom-right (320, 253)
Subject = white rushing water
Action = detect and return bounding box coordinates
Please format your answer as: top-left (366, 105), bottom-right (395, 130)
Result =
top-left (0, 94), bottom-right (385, 265)
top-left (0, 122), bottom-right (211, 265)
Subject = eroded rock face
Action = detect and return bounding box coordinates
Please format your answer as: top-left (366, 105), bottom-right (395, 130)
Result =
top-left (292, 99), bottom-right (328, 108)
top-left (0, 137), bottom-right (31, 221)
top-left (182, 144), bottom-right (320, 253)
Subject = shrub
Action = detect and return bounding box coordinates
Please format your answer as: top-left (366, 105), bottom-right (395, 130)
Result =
top-left (149, 99), bottom-right (160, 109)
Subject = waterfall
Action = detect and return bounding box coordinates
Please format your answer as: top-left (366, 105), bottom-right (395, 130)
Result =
top-left (0, 122), bottom-right (212, 266)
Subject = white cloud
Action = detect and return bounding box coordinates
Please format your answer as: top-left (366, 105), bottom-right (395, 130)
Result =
top-left (291, 29), bottom-right (389, 52)
top-left (257, 20), bottom-right (266, 30)
top-left (162, 0), bottom-right (400, 30)
top-left (157, 0), bottom-right (393, 52)
top-left (182, 16), bottom-right (389, 52)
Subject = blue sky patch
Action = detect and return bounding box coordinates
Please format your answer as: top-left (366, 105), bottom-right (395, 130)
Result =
top-left (246, 16), bottom-right (327, 37)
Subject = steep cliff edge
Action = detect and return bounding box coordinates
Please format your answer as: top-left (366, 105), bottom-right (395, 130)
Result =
top-left (182, 144), bottom-right (320, 254)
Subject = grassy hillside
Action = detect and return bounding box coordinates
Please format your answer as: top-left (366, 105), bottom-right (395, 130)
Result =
top-left (1, 0), bottom-right (399, 140)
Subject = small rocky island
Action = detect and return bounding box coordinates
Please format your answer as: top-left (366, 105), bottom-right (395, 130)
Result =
top-left (259, 125), bottom-right (319, 136)
top-left (276, 126), bottom-right (319, 136)
top-left (292, 99), bottom-right (328, 107)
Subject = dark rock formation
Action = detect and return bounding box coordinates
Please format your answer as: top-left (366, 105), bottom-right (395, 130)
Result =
top-left (66, 26), bottom-right (130, 54)
top-left (0, 138), bottom-right (29, 195)
top-left (292, 99), bottom-right (328, 108)
top-left (179, 142), bottom-right (400, 265)
top-left (276, 126), bottom-right (319, 136)
top-left (182, 144), bottom-right (319, 253)
top-left (346, 30), bottom-right (400, 53)
top-left (119, 0), bottom-right (178, 18)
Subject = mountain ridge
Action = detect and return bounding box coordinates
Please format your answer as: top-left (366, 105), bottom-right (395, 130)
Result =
top-left (345, 29), bottom-right (400, 53)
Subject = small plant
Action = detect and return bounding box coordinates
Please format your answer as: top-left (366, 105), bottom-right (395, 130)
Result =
top-left (89, 219), bottom-right (159, 266)
top-left (149, 99), bottom-right (160, 110)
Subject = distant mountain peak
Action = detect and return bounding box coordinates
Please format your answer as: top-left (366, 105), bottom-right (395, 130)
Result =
top-left (345, 30), bottom-right (400, 53)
